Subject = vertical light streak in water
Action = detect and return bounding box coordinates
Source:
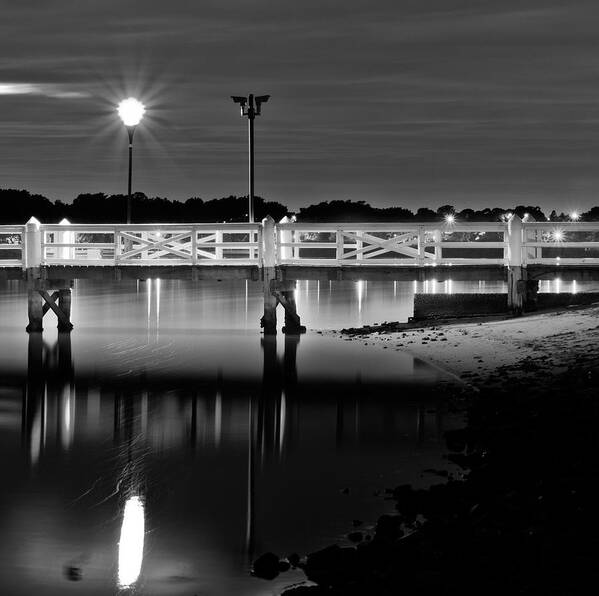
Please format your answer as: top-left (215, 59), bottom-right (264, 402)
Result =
top-left (146, 279), bottom-right (151, 336)
top-left (245, 280), bottom-right (249, 326)
top-left (214, 392), bottom-right (222, 447)
top-left (118, 495), bottom-right (145, 588)
top-left (61, 386), bottom-right (74, 451)
top-left (448, 279), bottom-right (453, 295)
top-left (431, 279), bottom-right (437, 295)
top-left (393, 281), bottom-right (397, 298)
top-left (156, 279), bottom-right (161, 337)
top-left (555, 278), bottom-right (561, 293)
top-left (356, 280), bottom-right (364, 316)
top-left (572, 280), bottom-right (577, 294)
top-left (413, 280), bottom-right (418, 294)
top-left (279, 391), bottom-right (286, 459)
top-left (316, 280), bottom-right (320, 313)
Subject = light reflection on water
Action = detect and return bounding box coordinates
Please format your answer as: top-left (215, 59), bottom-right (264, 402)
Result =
top-left (1, 277), bottom-right (591, 595)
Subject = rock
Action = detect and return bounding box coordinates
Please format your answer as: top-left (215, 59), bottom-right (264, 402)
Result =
top-left (347, 531), bottom-right (363, 543)
top-left (252, 552), bottom-right (280, 580)
top-left (352, 519), bottom-right (363, 527)
top-left (304, 545), bottom-right (359, 587)
top-left (278, 559), bottom-right (291, 572)
top-left (64, 566), bottom-right (82, 581)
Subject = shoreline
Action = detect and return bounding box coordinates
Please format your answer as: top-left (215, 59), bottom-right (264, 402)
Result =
top-left (259, 305), bottom-right (599, 595)
top-left (330, 302), bottom-right (599, 390)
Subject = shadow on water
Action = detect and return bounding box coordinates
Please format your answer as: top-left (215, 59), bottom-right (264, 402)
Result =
top-left (3, 329), bottom-right (463, 595)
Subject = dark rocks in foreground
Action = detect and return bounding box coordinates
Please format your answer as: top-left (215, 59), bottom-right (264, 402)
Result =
top-left (256, 354), bottom-right (599, 595)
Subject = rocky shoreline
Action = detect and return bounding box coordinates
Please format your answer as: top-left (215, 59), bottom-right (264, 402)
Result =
top-left (252, 304), bottom-right (599, 595)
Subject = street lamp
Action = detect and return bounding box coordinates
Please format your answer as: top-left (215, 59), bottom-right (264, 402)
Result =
top-left (117, 98), bottom-right (145, 223)
top-left (231, 94), bottom-right (270, 223)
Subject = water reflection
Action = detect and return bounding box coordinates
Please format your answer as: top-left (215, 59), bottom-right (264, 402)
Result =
top-left (0, 325), bottom-right (465, 595)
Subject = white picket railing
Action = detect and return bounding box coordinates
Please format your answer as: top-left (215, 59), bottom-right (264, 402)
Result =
top-left (0, 226), bottom-right (24, 266)
top-left (276, 221), bottom-right (507, 266)
top-left (33, 222), bottom-right (261, 266)
top-left (522, 221), bottom-right (599, 265)
top-left (2, 217), bottom-right (599, 269)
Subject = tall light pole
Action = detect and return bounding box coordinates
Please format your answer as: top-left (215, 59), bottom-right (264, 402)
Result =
top-left (231, 94), bottom-right (270, 223)
top-left (117, 98), bottom-right (145, 224)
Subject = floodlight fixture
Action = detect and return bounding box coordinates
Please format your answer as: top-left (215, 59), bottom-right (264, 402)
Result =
top-left (230, 93), bottom-right (271, 222)
top-left (444, 213), bottom-right (455, 224)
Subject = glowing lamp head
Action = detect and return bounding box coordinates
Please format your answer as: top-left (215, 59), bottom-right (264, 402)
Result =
top-left (551, 229), bottom-right (564, 242)
top-left (118, 98), bottom-right (145, 127)
top-left (570, 211), bottom-right (580, 221)
top-left (444, 214), bottom-right (455, 224)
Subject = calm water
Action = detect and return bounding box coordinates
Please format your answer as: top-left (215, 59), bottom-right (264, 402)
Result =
top-left (0, 277), bottom-right (589, 595)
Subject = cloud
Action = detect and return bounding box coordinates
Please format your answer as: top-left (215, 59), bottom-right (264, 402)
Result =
top-left (0, 82), bottom-right (89, 99)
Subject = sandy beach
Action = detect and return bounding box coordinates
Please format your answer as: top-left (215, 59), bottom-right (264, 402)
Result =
top-left (332, 303), bottom-right (599, 389)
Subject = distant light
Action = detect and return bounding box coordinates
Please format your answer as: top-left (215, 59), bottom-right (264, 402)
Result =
top-left (118, 495), bottom-right (145, 588)
top-left (444, 214), bottom-right (455, 224)
top-left (551, 229), bottom-right (565, 242)
top-left (523, 212), bottom-right (530, 221)
top-left (570, 211), bottom-right (580, 221)
top-left (118, 98), bottom-right (145, 127)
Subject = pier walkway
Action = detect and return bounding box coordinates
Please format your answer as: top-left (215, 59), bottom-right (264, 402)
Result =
top-left (1, 215), bottom-right (599, 333)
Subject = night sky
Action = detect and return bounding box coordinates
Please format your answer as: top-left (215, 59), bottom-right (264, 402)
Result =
top-left (1, 0), bottom-right (598, 212)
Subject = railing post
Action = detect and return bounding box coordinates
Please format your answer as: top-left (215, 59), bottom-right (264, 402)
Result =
top-left (356, 230), bottom-right (364, 261)
top-left (215, 229), bottom-right (224, 260)
top-left (191, 226), bottom-right (198, 265)
top-left (114, 229), bottom-right (121, 264)
top-left (261, 216), bottom-right (277, 334)
top-left (24, 217), bottom-right (43, 332)
top-left (417, 226), bottom-right (426, 265)
top-left (58, 218), bottom-right (73, 261)
top-left (24, 217), bottom-right (42, 273)
top-left (433, 229), bottom-right (442, 261)
top-left (336, 229), bottom-right (344, 263)
top-left (507, 214), bottom-right (525, 314)
top-left (279, 216), bottom-right (292, 261)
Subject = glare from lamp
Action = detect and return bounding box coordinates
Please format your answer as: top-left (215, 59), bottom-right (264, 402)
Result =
top-left (118, 98), bottom-right (145, 127)
top-left (444, 214), bottom-right (455, 224)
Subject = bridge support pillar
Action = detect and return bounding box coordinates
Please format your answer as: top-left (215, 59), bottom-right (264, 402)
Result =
top-left (272, 281), bottom-right (306, 334)
top-left (261, 216), bottom-right (278, 335)
top-left (507, 266), bottom-right (525, 315)
top-left (26, 284), bottom-right (74, 333)
top-left (507, 266), bottom-right (540, 315)
top-left (26, 289), bottom-right (44, 333)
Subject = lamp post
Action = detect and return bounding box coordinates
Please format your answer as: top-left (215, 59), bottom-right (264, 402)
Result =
top-left (117, 98), bottom-right (145, 224)
top-left (231, 94), bottom-right (270, 223)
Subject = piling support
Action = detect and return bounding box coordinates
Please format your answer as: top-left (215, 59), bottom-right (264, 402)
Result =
top-left (57, 289), bottom-right (74, 331)
top-left (507, 214), bottom-right (525, 314)
top-left (26, 289), bottom-right (44, 332)
top-left (260, 216), bottom-right (278, 334)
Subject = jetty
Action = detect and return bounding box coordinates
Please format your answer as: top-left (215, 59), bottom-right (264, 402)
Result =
top-left (1, 215), bottom-right (599, 334)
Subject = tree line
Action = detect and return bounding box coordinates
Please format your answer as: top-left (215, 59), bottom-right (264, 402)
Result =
top-left (1, 188), bottom-right (597, 224)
